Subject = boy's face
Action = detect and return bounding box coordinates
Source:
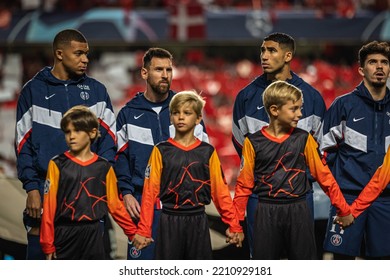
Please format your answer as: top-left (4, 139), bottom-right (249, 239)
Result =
top-left (170, 102), bottom-right (201, 136)
top-left (274, 98), bottom-right (302, 129)
top-left (64, 123), bottom-right (96, 155)
top-left (359, 53), bottom-right (390, 88)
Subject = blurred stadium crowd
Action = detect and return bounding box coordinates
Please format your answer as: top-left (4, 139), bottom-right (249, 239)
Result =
top-left (0, 0), bottom-right (388, 14)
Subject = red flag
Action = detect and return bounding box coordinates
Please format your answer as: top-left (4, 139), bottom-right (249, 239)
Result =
top-left (168, 1), bottom-right (205, 41)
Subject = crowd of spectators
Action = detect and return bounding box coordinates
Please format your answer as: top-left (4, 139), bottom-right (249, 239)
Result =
top-left (0, 0), bottom-right (388, 14)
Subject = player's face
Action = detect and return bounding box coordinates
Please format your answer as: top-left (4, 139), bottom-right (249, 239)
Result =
top-left (142, 57), bottom-right (173, 97)
top-left (64, 123), bottom-right (94, 156)
top-left (260, 40), bottom-right (291, 75)
top-left (275, 98), bottom-right (303, 129)
top-left (170, 102), bottom-right (201, 136)
top-left (359, 53), bottom-right (390, 89)
top-left (60, 40), bottom-right (89, 79)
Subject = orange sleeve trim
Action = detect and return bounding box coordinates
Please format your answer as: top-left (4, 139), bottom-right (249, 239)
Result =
top-left (304, 134), bottom-right (350, 216)
top-left (106, 167), bottom-right (137, 238)
top-left (136, 146), bottom-right (162, 238)
top-left (351, 147), bottom-right (390, 217)
top-left (40, 160), bottom-right (60, 254)
top-left (233, 137), bottom-right (256, 221)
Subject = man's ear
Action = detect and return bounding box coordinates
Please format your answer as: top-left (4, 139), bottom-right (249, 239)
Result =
top-left (55, 49), bottom-right (63, 61)
top-left (358, 66), bottom-right (365, 77)
top-left (284, 51), bottom-right (293, 63)
top-left (141, 67), bottom-right (148, 80)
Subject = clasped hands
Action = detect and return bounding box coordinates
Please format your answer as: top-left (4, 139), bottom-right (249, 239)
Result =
top-left (132, 234), bottom-right (154, 250)
top-left (225, 228), bottom-right (245, 248)
top-left (132, 229), bottom-right (245, 250)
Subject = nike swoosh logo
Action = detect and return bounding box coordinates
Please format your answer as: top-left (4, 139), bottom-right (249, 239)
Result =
top-left (45, 94), bottom-right (56, 100)
top-left (257, 106), bottom-right (264, 110)
top-left (353, 117), bottom-right (365, 122)
top-left (134, 113), bottom-right (144, 120)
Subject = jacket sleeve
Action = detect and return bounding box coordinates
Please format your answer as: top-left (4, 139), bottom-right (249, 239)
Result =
top-left (15, 86), bottom-right (40, 193)
top-left (233, 137), bottom-right (256, 221)
top-left (195, 120), bottom-right (209, 143)
top-left (314, 98), bottom-right (344, 154)
top-left (40, 160), bottom-right (59, 254)
top-left (92, 89), bottom-right (116, 165)
top-left (232, 90), bottom-right (246, 158)
top-left (106, 167), bottom-right (137, 239)
top-left (310, 87), bottom-right (326, 135)
top-left (136, 146), bottom-right (162, 238)
top-left (304, 87), bottom-right (326, 183)
top-left (171, 122), bottom-right (209, 143)
top-left (351, 148), bottom-right (390, 218)
top-left (114, 109), bottom-right (135, 196)
top-left (304, 134), bottom-right (350, 216)
top-left (209, 150), bottom-right (242, 233)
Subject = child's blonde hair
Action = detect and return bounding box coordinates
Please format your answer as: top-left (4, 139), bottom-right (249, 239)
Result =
top-left (169, 90), bottom-right (206, 117)
top-left (60, 105), bottom-right (100, 141)
top-left (263, 80), bottom-right (302, 115)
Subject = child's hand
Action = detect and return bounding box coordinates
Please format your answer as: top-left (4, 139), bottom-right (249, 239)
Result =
top-left (232, 232), bottom-right (244, 248)
top-left (132, 234), bottom-right (154, 250)
top-left (225, 229), bottom-right (244, 247)
top-left (225, 228), bottom-right (234, 244)
top-left (46, 252), bottom-right (56, 260)
top-left (334, 213), bottom-right (354, 229)
top-left (144, 237), bottom-right (154, 247)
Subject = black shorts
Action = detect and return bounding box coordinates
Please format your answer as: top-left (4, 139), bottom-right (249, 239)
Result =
top-left (54, 220), bottom-right (106, 260)
top-left (253, 199), bottom-right (317, 260)
top-left (156, 211), bottom-right (212, 260)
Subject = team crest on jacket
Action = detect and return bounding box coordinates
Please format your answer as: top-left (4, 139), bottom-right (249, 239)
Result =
top-left (129, 243), bottom-right (141, 258)
top-left (145, 164), bottom-right (151, 179)
top-left (80, 91), bottom-right (90, 100)
top-left (78, 84), bottom-right (91, 100)
top-left (330, 234), bottom-right (342, 246)
top-left (44, 179), bottom-right (50, 194)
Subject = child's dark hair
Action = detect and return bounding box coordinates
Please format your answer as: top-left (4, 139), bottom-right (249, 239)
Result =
top-left (60, 105), bottom-right (100, 141)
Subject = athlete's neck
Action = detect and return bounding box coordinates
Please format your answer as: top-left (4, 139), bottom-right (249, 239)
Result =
top-left (144, 90), bottom-right (169, 103)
